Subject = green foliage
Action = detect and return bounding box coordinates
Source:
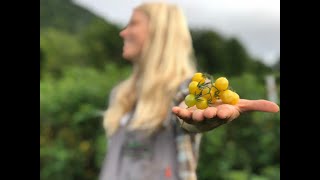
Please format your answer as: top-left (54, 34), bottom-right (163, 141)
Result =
top-left (40, 28), bottom-right (89, 78)
top-left (40, 0), bottom-right (99, 33)
top-left (272, 57), bottom-right (280, 72)
top-left (40, 26), bottom-right (129, 79)
top-left (191, 30), bottom-right (273, 78)
top-left (225, 170), bottom-right (250, 180)
top-left (79, 18), bottom-right (129, 68)
top-left (247, 58), bottom-right (274, 83)
top-left (224, 38), bottom-right (251, 76)
top-left (40, 64), bottom-right (131, 180)
top-left (191, 29), bottom-right (227, 74)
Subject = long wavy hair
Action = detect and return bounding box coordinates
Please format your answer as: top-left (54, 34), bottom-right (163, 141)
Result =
top-left (103, 2), bottom-right (197, 136)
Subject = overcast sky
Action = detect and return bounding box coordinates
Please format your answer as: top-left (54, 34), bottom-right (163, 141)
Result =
top-left (73, 0), bottom-right (280, 66)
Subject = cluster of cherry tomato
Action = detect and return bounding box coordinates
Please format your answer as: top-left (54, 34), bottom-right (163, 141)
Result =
top-left (184, 72), bottom-right (240, 109)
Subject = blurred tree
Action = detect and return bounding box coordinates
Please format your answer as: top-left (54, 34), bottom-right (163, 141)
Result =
top-left (40, 48), bottom-right (44, 79)
top-left (273, 56), bottom-right (280, 72)
top-left (40, 0), bottom-right (130, 79)
top-left (40, 64), bottom-right (131, 180)
top-left (40, 28), bottom-right (89, 78)
top-left (79, 18), bottom-right (130, 68)
top-left (40, 0), bottom-right (98, 33)
top-left (247, 58), bottom-right (273, 84)
top-left (191, 29), bottom-right (227, 75)
top-left (191, 29), bottom-right (273, 78)
top-left (224, 38), bottom-right (251, 76)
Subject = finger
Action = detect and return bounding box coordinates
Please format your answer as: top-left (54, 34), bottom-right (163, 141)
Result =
top-left (172, 106), bottom-right (181, 114)
top-left (172, 106), bottom-right (195, 115)
top-left (172, 106), bottom-right (193, 122)
top-left (216, 105), bottom-right (238, 121)
top-left (203, 107), bottom-right (217, 119)
top-left (238, 99), bottom-right (279, 113)
top-left (192, 109), bottom-right (205, 122)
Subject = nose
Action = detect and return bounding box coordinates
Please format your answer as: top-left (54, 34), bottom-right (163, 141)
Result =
top-left (119, 27), bottom-right (127, 38)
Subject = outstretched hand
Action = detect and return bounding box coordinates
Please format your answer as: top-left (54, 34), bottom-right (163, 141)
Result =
top-left (172, 99), bottom-right (279, 125)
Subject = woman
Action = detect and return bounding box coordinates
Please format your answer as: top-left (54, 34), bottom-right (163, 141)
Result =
top-left (99, 2), bottom-right (279, 180)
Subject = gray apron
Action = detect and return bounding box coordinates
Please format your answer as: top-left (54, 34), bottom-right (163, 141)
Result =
top-left (99, 109), bottom-right (181, 180)
top-left (99, 79), bottom-right (192, 180)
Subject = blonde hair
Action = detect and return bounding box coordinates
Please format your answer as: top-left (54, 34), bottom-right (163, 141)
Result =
top-left (103, 2), bottom-right (197, 136)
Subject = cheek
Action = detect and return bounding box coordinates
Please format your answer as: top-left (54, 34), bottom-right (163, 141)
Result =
top-left (136, 31), bottom-right (148, 52)
top-left (132, 32), bottom-right (147, 52)
top-left (122, 39), bottom-right (143, 60)
top-left (139, 28), bottom-right (149, 45)
top-left (122, 26), bottom-right (149, 60)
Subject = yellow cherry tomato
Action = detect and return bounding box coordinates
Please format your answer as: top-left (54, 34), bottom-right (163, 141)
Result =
top-left (215, 77), bottom-right (229, 91)
top-left (192, 73), bottom-right (205, 83)
top-left (201, 87), bottom-right (211, 99)
top-left (184, 94), bottom-right (197, 107)
top-left (189, 81), bottom-right (201, 95)
top-left (230, 92), bottom-right (240, 105)
top-left (219, 89), bottom-right (234, 104)
top-left (196, 97), bottom-right (208, 109)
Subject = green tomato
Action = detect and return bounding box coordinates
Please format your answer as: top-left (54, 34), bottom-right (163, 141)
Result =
top-left (184, 94), bottom-right (197, 107)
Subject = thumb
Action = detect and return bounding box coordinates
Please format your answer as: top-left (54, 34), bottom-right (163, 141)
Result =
top-left (238, 99), bottom-right (279, 113)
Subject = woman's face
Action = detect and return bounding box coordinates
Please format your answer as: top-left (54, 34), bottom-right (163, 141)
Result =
top-left (119, 10), bottom-right (149, 61)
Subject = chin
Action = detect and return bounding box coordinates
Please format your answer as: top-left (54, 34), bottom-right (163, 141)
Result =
top-left (122, 51), bottom-right (139, 61)
top-left (122, 53), bottom-right (134, 61)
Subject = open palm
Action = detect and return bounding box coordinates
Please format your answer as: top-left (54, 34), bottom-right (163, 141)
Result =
top-left (172, 99), bottom-right (279, 130)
